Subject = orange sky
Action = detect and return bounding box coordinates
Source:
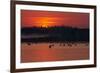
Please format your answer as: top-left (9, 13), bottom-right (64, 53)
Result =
top-left (21, 10), bottom-right (89, 28)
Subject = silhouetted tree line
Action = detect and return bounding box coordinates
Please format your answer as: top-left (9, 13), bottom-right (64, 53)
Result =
top-left (21, 26), bottom-right (89, 43)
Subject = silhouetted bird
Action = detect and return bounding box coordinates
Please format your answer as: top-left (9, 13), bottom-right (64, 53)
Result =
top-left (63, 44), bottom-right (65, 46)
top-left (27, 43), bottom-right (31, 45)
top-left (49, 45), bottom-right (52, 48)
top-left (67, 43), bottom-right (72, 47)
top-left (49, 44), bottom-right (54, 48)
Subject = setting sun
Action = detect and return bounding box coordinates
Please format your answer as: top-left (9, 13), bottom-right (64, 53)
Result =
top-left (35, 17), bottom-right (56, 28)
top-left (41, 24), bottom-right (48, 28)
top-left (39, 17), bottom-right (49, 28)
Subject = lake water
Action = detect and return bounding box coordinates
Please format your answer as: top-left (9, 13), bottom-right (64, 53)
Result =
top-left (21, 42), bottom-right (89, 63)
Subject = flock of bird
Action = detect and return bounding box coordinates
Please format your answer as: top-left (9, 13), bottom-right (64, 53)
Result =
top-left (48, 43), bottom-right (76, 48)
top-left (26, 42), bottom-right (82, 48)
top-left (26, 42), bottom-right (88, 48)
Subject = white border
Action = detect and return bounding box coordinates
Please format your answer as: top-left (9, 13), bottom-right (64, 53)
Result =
top-left (15, 4), bottom-right (94, 69)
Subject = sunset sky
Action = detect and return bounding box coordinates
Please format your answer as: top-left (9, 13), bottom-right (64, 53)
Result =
top-left (21, 10), bottom-right (89, 28)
